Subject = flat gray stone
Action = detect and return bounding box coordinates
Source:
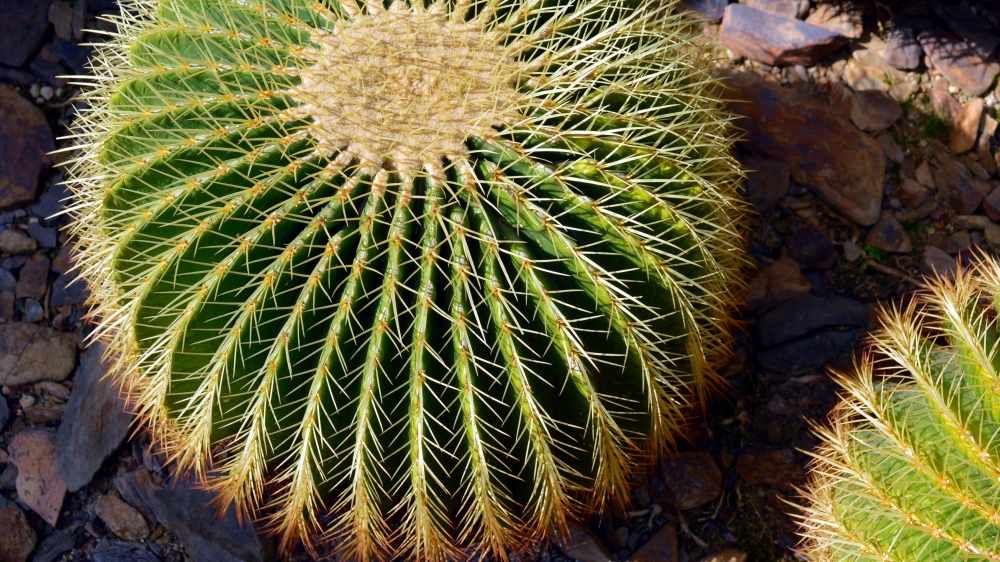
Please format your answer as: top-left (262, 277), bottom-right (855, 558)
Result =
top-left (935, 4), bottom-right (1000, 60)
top-left (739, 0), bottom-right (809, 20)
top-left (677, 0), bottom-right (727, 22)
top-left (719, 4), bottom-right (846, 66)
top-left (883, 18), bottom-right (926, 70)
top-left (55, 343), bottom-right (132, 492)
top-left (756, 294), bottom-right (869, 349)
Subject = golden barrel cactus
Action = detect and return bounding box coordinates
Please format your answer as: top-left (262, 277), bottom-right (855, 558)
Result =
top-left (65, 0), bottom-right (746, 559)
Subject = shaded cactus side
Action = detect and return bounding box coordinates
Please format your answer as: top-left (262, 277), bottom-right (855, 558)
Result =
top-left (65, 0), bottom-right (747, 559)
top-left (796, 260), bottom-right (1000, 561)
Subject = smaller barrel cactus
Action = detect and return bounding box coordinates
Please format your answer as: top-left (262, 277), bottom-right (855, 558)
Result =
top-left (796, 259), bottom-right (1000, 561)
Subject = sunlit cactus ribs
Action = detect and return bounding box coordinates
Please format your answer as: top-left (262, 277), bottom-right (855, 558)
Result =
top-left (66, 0), bottom-right (746, 558)
top-left (796, 260), bottom-right (1000, 562)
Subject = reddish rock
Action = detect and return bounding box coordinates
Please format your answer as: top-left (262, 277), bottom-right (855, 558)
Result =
top-left (951, 98), bottom-right (985, 154)
top-left (632, 523), bottom-right (678, 562)
top-left (805, 4), bottom-right (864, 39)
top-left (0, 500), bottom-right (36, 562)
top-left (0, 322), bottom-right (76, 385)
top-left (556, 523), bottom-right (612, 562)
top-left (95, 494), bottom-right (151, 542)
top-left (0, 228), bottom-right (37, 255)
top-left (944, 230), bottom-right (972, 254)
top-left (717, 70), bottom-right (885, 225)
top-left (659, 452), bottom-right (723, 510)
top-left (919, 30), bottom-right (1000, 96)
top-left (983, 186), bottom-right (1000, 221)
top-left (850, 90), bottom-right (902, 132)
top-left (742, 155), bottom-right (790, 213)
top-left (922, 245), bottom-right (958, 279)
top-left (0, 86), bottom-right (54, 211)
top-left (787, 226), bottom-right (839, 269)
top-left (900, 178), bottom-right (928, 208)
top-left (935, 158), bottom-right (990, 214)
top-left (929, 77), bottom-right (964, 123)
top-left (16, 252), bottom-right (50, 300)
top-left (0, 0), bottom-right (54, 67)
top-left (718, 4), bottom-right (846, 67)
top-left (8, 429), bottom-right (66, 526)
top-left (746, 255), bottom-right (811, 310)
top-left (735, 449), bottom-right (805, 492)
top-left (865, 213), bottom-right (913, 253)
top-left (876, 134), bottom-right (904, 164)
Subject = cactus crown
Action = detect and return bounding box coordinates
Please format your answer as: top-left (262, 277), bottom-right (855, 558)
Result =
top-left (65, 0), bottom-right (746, 559)
top-left (797, 260), bottom-right (1000, 561)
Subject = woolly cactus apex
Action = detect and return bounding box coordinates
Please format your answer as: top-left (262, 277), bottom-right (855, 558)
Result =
top-left (64, 0), bottom-right (746, 559)
top-left (796, 259), bottom-right (1000, 562)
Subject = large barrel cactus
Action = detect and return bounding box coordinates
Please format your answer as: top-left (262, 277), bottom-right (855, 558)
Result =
top-left (66, 0), bottom-right (746, 558)
top-left (796, 260), bottom-right (1000, 561)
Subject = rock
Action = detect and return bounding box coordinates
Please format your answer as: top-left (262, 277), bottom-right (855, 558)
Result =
top-left (735, 449), bottom-right (805, 492)
top-left (0, 0), bottom-right (54, 67)
top-left (842, 239), bottom-right (863, 262)
top-left (113, 469), bottom-right (158, 527)
top-left (876, 133), bottom-right (904, 163)
top-left (934, 4), bottom-right (1000, 60)
top-left (91, 541), bottom-right (160, 562)
top-left (738, 0), bottom-right (809, 19)
top-left (0, 394), bottom-right (8, 429)
top-left (843, 49), bottom-right (907, 93)
top-left (0, 464), bottom-right (17, 491)
top-left (987, 223), bottom-right (1000, 251)
top-left (22, 298), bottom-right (43, 324)
top-left (865, 213), bottom-right (913, 253)
top-left (900, 178), bottom-right (928, 208)
top-left (677, 0), bottom-right (727, 22)
top-left (55, 343), bottom-right (132, 493)
top-left (556, 523), bottom-right (612, 562)
top-left (0, 498), bottom-right (37, 562)
top-left (981, 133), bottom-right (998, 177)
top-left (0, 323), bottom-right (76, 386)
top-left (95, 495), bottom-right (150, 542)
top-left (49, 274), bottom-right (89, 308)
top-left (922, 244), bottom-right (959, 278)
top-left (16, 253), bottom-right (50, 300)
top-left (919, 30), bottom-right (1000, 96)
top-left (659, 452), bottom-right (723, 510)
top-left (935, 158), bottom-right (990, 214)
top-left (883, 19), bottom-right (925, 70)
top-left (787, 226), bottom-right (838, 269)
top-left (915, 160), bottom-right (935, 189)
top-left (951, 98), bottom-right (985, 154)
top-left (632, 523), bottom-right (678, 562)
top-left (48, 40), bottom-right (90, 76)
top-left (756, 294), bottom-right (869, 349)
top-left (23, 402), bottom-right (65, 424)
top-left (48, 0), bottom-right (72, 40)
top-left (29, 522), bottom-right (84, 562)
top-left (51, 244), bottom-right (76, 275)
top-left (30, 181), bottom-right (68, 225)
top-left (954, 215), bottom-right (991, 230)
top-left (27, 223), bottom-right (56, 249)
top-left (742, 155), bottom-right (790, 213)
top-left (8, 429), bottom-right (66, 526)
top-left (746, 256), bottom-right (811, 311)
top-left (145, 475), bottom-right (269, 562)
top-left (767, 393), bottom-right (796, 415)
top-left (0, 86), bottom-right (54, 212)
top-left (0, 269), bottom-right (15, 293)
top-left (0, 291), bottom-right (14, 320)
top-left (944, 230), bottom-right (972, 254)
top-left (718, 5), bottom-right (846, 67)
top-left (0, 229), bottom-right (37, 255)
top-left (805, 3), bottom-right (863, 39)
top-left (984, 187), bottom-right (1000, 221)
top-left (930, 77), bottom-right (964, 123)
top-left (718, 70), bottom-right (884, 225)
top-left (696, 549), bottom-right (749, 562)
top-left (850, 90), bottom-right (902, 132)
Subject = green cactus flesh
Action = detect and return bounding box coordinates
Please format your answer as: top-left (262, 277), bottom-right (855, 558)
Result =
top-left (797, 262), bottom-right (1000, 562)
top-left (68, 0), bottom-right (745, 558)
